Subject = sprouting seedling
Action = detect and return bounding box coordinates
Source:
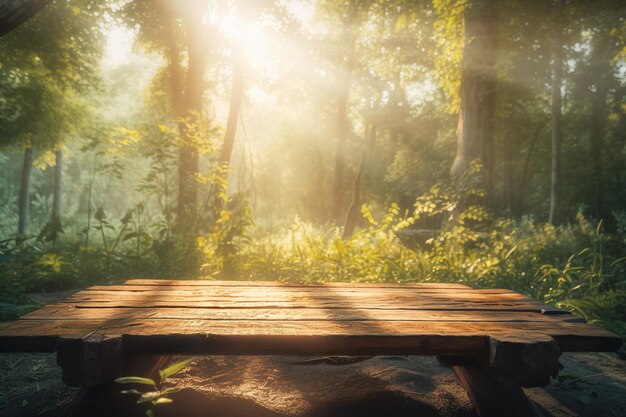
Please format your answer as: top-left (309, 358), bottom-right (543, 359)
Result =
top-left (115, 358), bottom-right (195, 417)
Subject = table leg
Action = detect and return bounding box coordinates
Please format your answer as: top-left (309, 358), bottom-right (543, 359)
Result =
top-left (452, 365), bottom-right (546, 417)
top-left (57, 334), bottom-right (123, 387)
top-left (441, 333), bottom-right (561, 417)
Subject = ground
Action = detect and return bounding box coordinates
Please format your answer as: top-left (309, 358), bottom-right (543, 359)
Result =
top-left (1, 291), bottom-right (625, 417)
top-left (1, 352), bottom-right (625, 417)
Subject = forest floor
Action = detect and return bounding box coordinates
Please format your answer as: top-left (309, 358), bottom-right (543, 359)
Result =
top-left (0, 291), bottom-right (625, 417)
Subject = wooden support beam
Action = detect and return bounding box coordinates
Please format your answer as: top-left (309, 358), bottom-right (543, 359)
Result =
top-left (452, 365), bottom-right (546, 417)
top-left (57, 334), bottom-right (123, 387)
top-left (447, 334), bottom-right (560, 417)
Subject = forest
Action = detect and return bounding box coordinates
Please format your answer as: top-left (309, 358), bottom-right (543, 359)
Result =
top-left (0, 0), bottom-right (625, 341)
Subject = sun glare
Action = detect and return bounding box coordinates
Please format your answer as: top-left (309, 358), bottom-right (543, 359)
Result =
top-left (103, 25), bottom-right (134, 68)
top-left (217, 10), bottom-right (271, 71)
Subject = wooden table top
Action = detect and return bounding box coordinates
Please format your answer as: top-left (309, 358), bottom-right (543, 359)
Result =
top-left (0, 279), bottom-right (621, 356)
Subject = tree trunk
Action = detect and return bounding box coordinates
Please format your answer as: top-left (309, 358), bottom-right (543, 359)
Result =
top-left (176, 12), bottom-right (210, 232)
top-left (331, 26), bottom-right (355, 222)
top-left (450, 0), bottom-right (497, 194)
top-left (49, 148), bottom-right (63, 247)
top-left (314, 142), bottom-right (325, 223)
top-left (214, 40), bottom-right (245, 214)
top-left (343, 125), bottom-right (376, 239)
top-left (589, 32), bottom-right (613, 219)
top-left (18, 144), bottom-right (34, 235)
top-left (503, 125), bottom-right (514, 215)
top-left (549, 2), bottom-right (564, 225)
top-left (219, 41), bottom-right (245, 171)
top-left (517, 123), bottom-right (546, 217)
top-left (52, 148), bottom-right (62, 221)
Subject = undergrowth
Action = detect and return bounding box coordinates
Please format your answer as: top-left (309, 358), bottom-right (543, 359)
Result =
top-left (1, 183), bottom-right (625, 338)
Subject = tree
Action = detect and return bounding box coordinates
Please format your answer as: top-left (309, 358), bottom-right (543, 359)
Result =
top-left (122, 0), bottom-right (212, 233)
top-left (549, 0), bottom-right (564, 225)
top-left (218, 42), bottom-right (245, 175)
top-left (588, 22), bottom-right (616, 219)
top-left (0, 0), bottom-right (101, 235)
top-left (342, 124), bottom-right (376, 239)
top-left (17, 143), bottom-right (34, 235)
top-left (331, 4), bottom-right (357, 222)
top-left (449, 0), bottom-right (497, 195)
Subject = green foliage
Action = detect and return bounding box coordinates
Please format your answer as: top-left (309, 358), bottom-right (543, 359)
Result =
top-left (201, 184), bottom-right (625, 338)
top-left (200, 192), bottom-right (254, 276)
top-left (116, 358), bottom-right (194, 417)
top-left (432, 0), bottom-right (465, 113)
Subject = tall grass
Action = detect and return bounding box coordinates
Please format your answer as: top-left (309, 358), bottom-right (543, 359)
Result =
top-left (198, 206), bottom-right (626, 337)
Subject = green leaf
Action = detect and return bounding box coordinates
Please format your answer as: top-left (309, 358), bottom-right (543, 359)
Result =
top-left (120, 389), bottom-right (141, 395)
top-left (137, 391), bottom-right (159, 404)
top-left (154, 397), bottom-right (173, 404)
top-left (114, 376), bottom-right (156, 387)
top-left (504, 245), bottom-right (517, 260)
top-left (146, 409), bottom-right (154, 417)
top-left (159, 358), bottom-right (194, 382)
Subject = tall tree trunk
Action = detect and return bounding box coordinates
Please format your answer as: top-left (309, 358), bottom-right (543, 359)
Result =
top-left (343, 125), bottom-right (376, 239)
top-left (52, 148), bottom-right (62, 221)
top-left (503, 125), bottom-right (514, 215)
top-left (219, 42), bottom-right (245, 170)
top-left (549, 2), bottom-right (564, 225)
top-left (49, 148), bottom-right (63, 247)
top-left (589, 32), bottom-right (613, 219)
top-left (18, 144), bottom-right (34, 235)
top-left (214, 40), bottom-right (245, 214)
top-left (176, 13), bottom-right (210, 232)
top-left (517, 123), bottom-right (546, 217)
top-left (331, 27), bottom-right (355, 222)
top-left (314, 142), bottom-right (325, 223)
top-left (450, 0), bottom-right (497, 195)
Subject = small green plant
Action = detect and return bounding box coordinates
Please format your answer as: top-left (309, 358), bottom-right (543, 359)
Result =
top-left (115, 358), bottom-right (194, 417)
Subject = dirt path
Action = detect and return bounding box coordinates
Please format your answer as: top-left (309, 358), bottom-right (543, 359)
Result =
top-left (1, 352), bottom-right (624, 417)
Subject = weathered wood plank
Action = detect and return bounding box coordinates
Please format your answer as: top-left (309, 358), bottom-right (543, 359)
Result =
top-left (20, 305), bottom-right (579, 323)
top-left (64, 296), bottom-right (535, 306)
top-left (71, 282), bottom-right (562, 313)
top-left (67, 290), bottom-right (531, 301)
top-left (53, 299), bottom-right (564, 314)
top-left (124, 279), bottom-right (472, 289)
top-left (86, 285), bottom-right (513, 294)
top-left (56, 285), bottom-right (566, 316)
top-left (1, 281), bottom-right (620, 358)
top-left (1, 318), bottom-right (620, 353)
top-left (7, 318), bottom-right (613, 337)
top-left (120, 333), bottom-right (487, 356)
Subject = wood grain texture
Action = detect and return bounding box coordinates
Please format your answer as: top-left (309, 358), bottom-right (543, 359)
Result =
top-left (19, 305), bottom-right (582, 322)
top-left (123, 279), bottom-right (473, 289)
top-left (0, 280), bottom-right (621, 357)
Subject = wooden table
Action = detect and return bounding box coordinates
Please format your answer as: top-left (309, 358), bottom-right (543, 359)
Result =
top-left (0, 279), bottom-right (622, 417)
